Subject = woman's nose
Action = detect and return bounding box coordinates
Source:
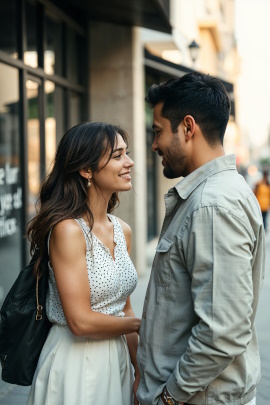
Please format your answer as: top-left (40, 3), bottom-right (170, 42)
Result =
top-left (125, 155), bottom-right (134, 167)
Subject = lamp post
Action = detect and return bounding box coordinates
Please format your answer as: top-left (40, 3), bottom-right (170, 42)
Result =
top-left (188, 40), bottom-right (200, 66)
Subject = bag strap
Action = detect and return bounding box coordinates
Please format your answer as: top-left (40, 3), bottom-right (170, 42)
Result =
top-left (31, 248), bottom-right (45, 322)
top-left (47, 229), bottom-right (53, 256)
top-left (35, 272), bottom-right (43, 321)
top-left (35, 230), bottom-right (52, 321)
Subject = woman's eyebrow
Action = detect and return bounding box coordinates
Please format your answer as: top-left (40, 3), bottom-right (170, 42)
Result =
top-left (112, 147), bottom-right (126, 153)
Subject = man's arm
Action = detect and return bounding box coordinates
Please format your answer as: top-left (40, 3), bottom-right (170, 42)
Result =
top-left (166, 205), bottom-right (255, 402)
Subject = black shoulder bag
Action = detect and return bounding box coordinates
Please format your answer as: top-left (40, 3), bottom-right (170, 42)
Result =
top-left (0, 255), bottom-right (52, 386)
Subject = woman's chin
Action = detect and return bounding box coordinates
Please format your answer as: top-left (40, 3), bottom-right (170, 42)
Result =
top-left (117, 183), bottom-right (132, 192)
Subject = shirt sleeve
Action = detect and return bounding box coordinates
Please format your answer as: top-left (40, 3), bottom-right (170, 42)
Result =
top-left (166, 205), bottom-right (255, 402)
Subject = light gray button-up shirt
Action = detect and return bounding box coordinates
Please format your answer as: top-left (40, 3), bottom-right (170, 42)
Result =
top-left (137, 155), bottom-right (265, 405)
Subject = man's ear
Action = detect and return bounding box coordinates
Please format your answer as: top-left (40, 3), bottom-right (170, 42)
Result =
top-left (183, 115), bottom-right (196, 140)
top-left (79, 168), bottom-right (92, 180)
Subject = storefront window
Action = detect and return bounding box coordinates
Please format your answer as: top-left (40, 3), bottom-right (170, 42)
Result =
top-left (0, 0), bottom-right (18, 59)
top-left (66, 27), bottom-right (84, 84)
top-left (26, 79), bottom-right (40, 221)
top-left (44, 10), bottom-right (64, 76)
top-left (0, 0), bottom-right (86, 287)
top-left (45, 81), bottom-right (64, 173)
top-left (0, 63), bottom-right (22, 306)
top-left (24, 0), bottom-right (38, 68)
top-left (69, 92), bottom-right (81, 128)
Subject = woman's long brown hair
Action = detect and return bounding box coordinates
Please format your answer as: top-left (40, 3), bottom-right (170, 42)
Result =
top-left (26, 122), bottom-right (128, 277)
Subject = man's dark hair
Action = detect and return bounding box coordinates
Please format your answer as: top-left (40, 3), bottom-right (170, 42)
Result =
top-left (146, 72), bottom-right (231, 145)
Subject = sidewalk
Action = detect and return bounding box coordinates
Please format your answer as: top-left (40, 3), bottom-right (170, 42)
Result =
top-left (0, 385), bottom-right (30, 405)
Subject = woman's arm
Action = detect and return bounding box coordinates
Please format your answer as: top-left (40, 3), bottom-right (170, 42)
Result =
top-left (49, 219), bottom-right (140, 339)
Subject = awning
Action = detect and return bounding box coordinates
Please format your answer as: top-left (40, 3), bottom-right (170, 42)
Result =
top-left (144, 49), bottom-right (233, 93)
top-left (144, 49), bottom-right (235, 117)
top-left (64, 0), bottom-right (171, 33)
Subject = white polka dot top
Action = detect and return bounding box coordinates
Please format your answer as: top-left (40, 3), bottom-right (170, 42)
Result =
top-left (46, 214), bottom-right (138, 325)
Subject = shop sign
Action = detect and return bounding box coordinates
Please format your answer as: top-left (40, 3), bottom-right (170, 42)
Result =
top-left (0, 163), bottom-right (22, 238)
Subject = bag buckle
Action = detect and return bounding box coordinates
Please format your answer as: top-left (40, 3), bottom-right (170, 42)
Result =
top-left (36, 305), bottom-right (43, 321)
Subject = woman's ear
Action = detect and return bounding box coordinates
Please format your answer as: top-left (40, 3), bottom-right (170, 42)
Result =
top-left (79, 168), bottom-right (92, 180)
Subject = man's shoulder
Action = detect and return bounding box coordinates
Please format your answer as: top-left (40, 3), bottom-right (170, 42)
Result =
top-left (200, 169), bottom-right (257, 215)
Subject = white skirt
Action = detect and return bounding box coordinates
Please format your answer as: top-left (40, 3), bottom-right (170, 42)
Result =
top-left (27, 325), bottom-right (134, 405)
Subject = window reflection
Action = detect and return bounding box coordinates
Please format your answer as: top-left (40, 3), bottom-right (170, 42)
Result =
top-left (44, 10), bottom-right (63, 76)
top-left (45, 81), bottom-right (56, 172)
top-left (45, 81), bottom-right (64, 173)
top-left (0, 63), bottom-right (21, 304)
top-left (26, 80), bottom-right (40, 220)
top-left (66, 27), bottom-right (84, 84)
top-left (0, 0), bottom-right (18, 59)
top-left (24, 0), bottom-right (38, 68)
top-left (69, 92), bottom-right (81, 127)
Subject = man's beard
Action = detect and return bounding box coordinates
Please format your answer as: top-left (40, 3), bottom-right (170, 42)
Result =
top-left (163, 164), bottom-right (178, 179)
top-left (162, 145), bottom-right (186, 179)
top-left (163, 159), bottom-right (185, 178)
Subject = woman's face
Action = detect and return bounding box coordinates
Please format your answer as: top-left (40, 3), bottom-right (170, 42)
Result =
top-left (92, 133), bottom-right (134, 194)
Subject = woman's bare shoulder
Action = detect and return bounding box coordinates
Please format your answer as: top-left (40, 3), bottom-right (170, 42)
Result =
top-left (51, 219), bottom-right (84, 242)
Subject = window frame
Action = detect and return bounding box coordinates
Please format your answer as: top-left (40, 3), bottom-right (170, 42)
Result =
top-left (0, 0), bottom-right (88, 266)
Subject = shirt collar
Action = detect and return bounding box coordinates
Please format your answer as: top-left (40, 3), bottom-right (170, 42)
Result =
top-left (174, 154), bottom-right (237, 200)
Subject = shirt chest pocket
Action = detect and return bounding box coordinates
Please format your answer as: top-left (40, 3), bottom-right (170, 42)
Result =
top-left (154, 237), bottom-right (173, 286)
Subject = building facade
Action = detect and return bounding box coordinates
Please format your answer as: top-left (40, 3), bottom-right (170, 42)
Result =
top-left (141, 0), bottom-right (238, 236)
top-left (0, 0), bottom-right (170, 393)
top-left (0, 0), bottom-right (239, 303)
top-left (0, 0), bottom-right (170, 307)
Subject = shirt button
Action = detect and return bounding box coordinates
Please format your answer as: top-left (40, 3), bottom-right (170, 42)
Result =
top-left (143, 312), bottom-right (146, 319)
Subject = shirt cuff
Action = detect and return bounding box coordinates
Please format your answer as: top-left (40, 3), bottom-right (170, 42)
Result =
top-left (166, 373), bottom-right (191, 403)
top-left (152, 383), bottom-right (166, 405)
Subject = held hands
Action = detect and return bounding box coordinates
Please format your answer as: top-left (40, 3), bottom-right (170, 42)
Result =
top-left (131, 317), bottom-right (141, 334)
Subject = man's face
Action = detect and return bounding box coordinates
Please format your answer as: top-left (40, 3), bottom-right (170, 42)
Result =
top-left (152, 102), bottom-right (189, 178)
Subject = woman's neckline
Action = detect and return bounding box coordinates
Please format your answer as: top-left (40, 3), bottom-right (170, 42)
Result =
top-left (80, 214), bottom-right (117, 262)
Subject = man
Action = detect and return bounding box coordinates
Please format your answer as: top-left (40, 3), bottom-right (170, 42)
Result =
top-left (136, 73), bottom-right (265, 405)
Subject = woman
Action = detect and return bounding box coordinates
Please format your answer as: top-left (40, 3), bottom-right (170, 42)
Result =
top-left (26, 122), bottom-right (141, 405)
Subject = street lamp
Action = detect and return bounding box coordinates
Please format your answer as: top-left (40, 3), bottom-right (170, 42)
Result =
top-left (188, 40), bottom-right (200, 65)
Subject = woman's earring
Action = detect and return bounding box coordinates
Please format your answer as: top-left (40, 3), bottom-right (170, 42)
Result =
top-left (87, 177), bottom-right (91, 188)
